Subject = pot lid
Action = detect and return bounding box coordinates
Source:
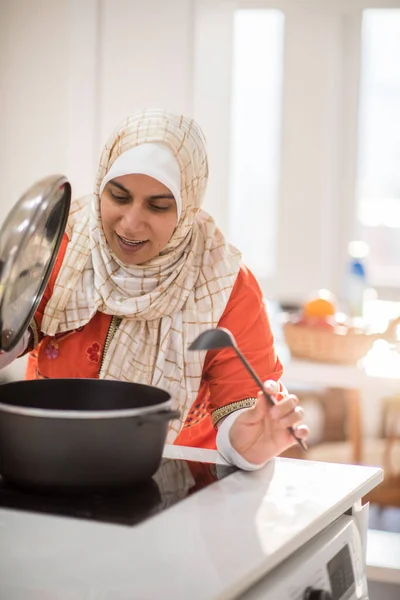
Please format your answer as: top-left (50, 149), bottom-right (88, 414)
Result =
top-left (0, 175), bottom-right (71, 352)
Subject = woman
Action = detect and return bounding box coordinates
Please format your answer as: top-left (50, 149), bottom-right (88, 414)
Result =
top-left (0, 109), bottom-right (308, 469)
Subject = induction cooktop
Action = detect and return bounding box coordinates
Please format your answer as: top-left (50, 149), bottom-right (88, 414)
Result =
top-left (0, 458), bottom-right (236, 527)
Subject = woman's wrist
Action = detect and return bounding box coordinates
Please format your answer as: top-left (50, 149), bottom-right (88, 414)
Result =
top-left (216, 408), bottom-right (269, 471)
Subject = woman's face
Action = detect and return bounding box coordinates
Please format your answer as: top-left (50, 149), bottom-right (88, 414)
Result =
top-left (100, 174), bottom-right (178, 265)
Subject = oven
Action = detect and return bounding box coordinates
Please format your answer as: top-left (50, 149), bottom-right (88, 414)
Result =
top-left (241, 514), bottom-right (368, 600)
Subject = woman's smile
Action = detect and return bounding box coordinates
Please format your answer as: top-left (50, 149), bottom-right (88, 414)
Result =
top-left (116, 233), bottom-right (149, 254)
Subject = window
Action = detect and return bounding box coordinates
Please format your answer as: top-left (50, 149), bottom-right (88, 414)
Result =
top-left (229, 9), bottom-right (285, 280)
top-left (195, 1), bottom-right (400, 303)
top-left (356, 9), bottom-right (400, 290)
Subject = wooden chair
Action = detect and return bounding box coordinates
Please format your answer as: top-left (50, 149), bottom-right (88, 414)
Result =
top-left (364, 395), bottom-right (400, 507)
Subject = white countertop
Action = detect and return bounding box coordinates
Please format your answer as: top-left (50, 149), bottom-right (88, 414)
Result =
top-left (0, 446), bottom-right (383, 600)
top-left (283, 355), bottom-right (400, 393)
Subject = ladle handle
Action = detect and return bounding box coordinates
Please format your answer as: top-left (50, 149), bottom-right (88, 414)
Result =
top-left (234, 349), bottom-right (308, 452)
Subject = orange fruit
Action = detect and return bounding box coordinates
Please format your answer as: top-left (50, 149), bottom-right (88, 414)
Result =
top-left (303, 289), bottom-right (336, 318)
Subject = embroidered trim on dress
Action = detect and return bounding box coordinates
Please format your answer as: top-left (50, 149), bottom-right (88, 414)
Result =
top-left (28, 318), bottom-right (40, 350)
top-left (211, 397), bottom-right (257, 427)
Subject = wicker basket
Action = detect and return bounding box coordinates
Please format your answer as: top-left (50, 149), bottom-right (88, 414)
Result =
top-left (283, 321), bottom-right (380, 365)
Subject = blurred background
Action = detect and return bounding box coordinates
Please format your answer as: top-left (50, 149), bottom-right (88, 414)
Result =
top-left (1, 0), bottom-right (400, 306)
top-left (1, 0), bottom-right (400, 529)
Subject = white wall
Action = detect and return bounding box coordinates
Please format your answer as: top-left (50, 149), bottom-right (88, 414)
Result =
top-left (0, 0), bottom-right (70, 225)
top-left (98, 0), bottom-right (194, 144)
top-left (0, 0), bottom-right (195, 223)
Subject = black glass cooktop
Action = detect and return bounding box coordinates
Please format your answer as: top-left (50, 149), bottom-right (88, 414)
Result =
top-left (0, 459), bottom-right (236, 527)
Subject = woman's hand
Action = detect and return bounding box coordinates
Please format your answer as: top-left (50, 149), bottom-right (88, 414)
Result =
top-left (228, 380), bottom-right (309, 465)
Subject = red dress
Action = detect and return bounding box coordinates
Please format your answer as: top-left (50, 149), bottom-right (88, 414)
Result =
top-left (26, 235), bottom-right (283, 450)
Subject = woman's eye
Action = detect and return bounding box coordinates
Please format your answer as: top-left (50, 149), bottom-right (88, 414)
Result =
top-left (149, 204), bottom-right (170, 212)
top-left (110, 192), bottom-right (129, 202)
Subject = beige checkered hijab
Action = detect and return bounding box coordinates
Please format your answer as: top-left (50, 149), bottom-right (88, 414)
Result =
top-left (42, 109), bottom-right (241, 441)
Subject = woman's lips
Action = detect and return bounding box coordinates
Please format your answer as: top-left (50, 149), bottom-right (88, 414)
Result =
top-left (116, 233), bottom-right (148, 254)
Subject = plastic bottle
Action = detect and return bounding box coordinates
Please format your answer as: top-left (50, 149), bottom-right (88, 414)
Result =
top-left (347, 241), bottom-right (369, 319)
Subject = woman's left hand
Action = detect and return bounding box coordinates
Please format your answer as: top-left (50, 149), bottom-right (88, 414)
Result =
top-left (229, 380), bottom-right (309, 465)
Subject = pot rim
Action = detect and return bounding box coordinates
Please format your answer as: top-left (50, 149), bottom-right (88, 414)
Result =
top-left (0, 399), bottom-right (172, 419)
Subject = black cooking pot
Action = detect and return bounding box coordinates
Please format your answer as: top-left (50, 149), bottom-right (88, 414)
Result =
top-left (0, 379), bottom-right (179, 491)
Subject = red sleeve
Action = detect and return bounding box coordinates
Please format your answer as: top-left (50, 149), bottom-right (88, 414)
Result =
top-left (203, 265), bottom-right (285, 413)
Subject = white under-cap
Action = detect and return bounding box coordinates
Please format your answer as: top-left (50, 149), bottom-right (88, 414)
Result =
top-left (98, 142), bottom-right (182, 221)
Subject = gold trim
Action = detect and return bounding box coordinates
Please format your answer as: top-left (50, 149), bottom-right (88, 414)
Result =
top-left (28, 318), bottom-right (40, 349)
top-left (99, 315), bottom-right (122, 372)
top-left (211, 398), bottom-right (257, 427)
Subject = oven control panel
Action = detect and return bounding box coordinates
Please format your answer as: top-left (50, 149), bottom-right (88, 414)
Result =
top-left (241, 515), bottom-right (367, 600)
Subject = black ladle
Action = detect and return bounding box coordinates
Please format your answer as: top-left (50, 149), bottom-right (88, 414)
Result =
top-left (189, 327), bottom-right (307, 451)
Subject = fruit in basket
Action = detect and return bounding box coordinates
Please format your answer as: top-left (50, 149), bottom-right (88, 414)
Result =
top-left (288, 289), bottom-right (338, 330)
top-left (303, 289), bottom-right (336, 318)
top-left (283, 290), bottom-right (400, 364)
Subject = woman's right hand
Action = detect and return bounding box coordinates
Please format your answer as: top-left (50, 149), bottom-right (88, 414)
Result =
top-left (228, 380), bottom-right (309, 465)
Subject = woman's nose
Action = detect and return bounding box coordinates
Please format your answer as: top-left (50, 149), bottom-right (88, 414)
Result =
top-left (121, 203), bottom-right (146, 230)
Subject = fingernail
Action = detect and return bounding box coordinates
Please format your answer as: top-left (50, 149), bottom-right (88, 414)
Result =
top-left (264, 379), bottom-right (278, 393)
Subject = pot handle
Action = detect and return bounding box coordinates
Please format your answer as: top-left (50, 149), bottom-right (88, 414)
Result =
top-left (136, 409), bottom-right (181, 426)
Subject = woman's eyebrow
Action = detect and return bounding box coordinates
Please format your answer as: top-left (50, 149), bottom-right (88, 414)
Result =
top-left (108, 180), bottom-right (130, 194)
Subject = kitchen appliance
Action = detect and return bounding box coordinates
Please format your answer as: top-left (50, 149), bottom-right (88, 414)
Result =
top-left (0, 452), bottom-right (366, 599)
top-left (0, 455), bottom-right (236, 526)
top-left (0, 446), bottom-right (383, 600)
top-left (242, 515), bottom-right (366, 600)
